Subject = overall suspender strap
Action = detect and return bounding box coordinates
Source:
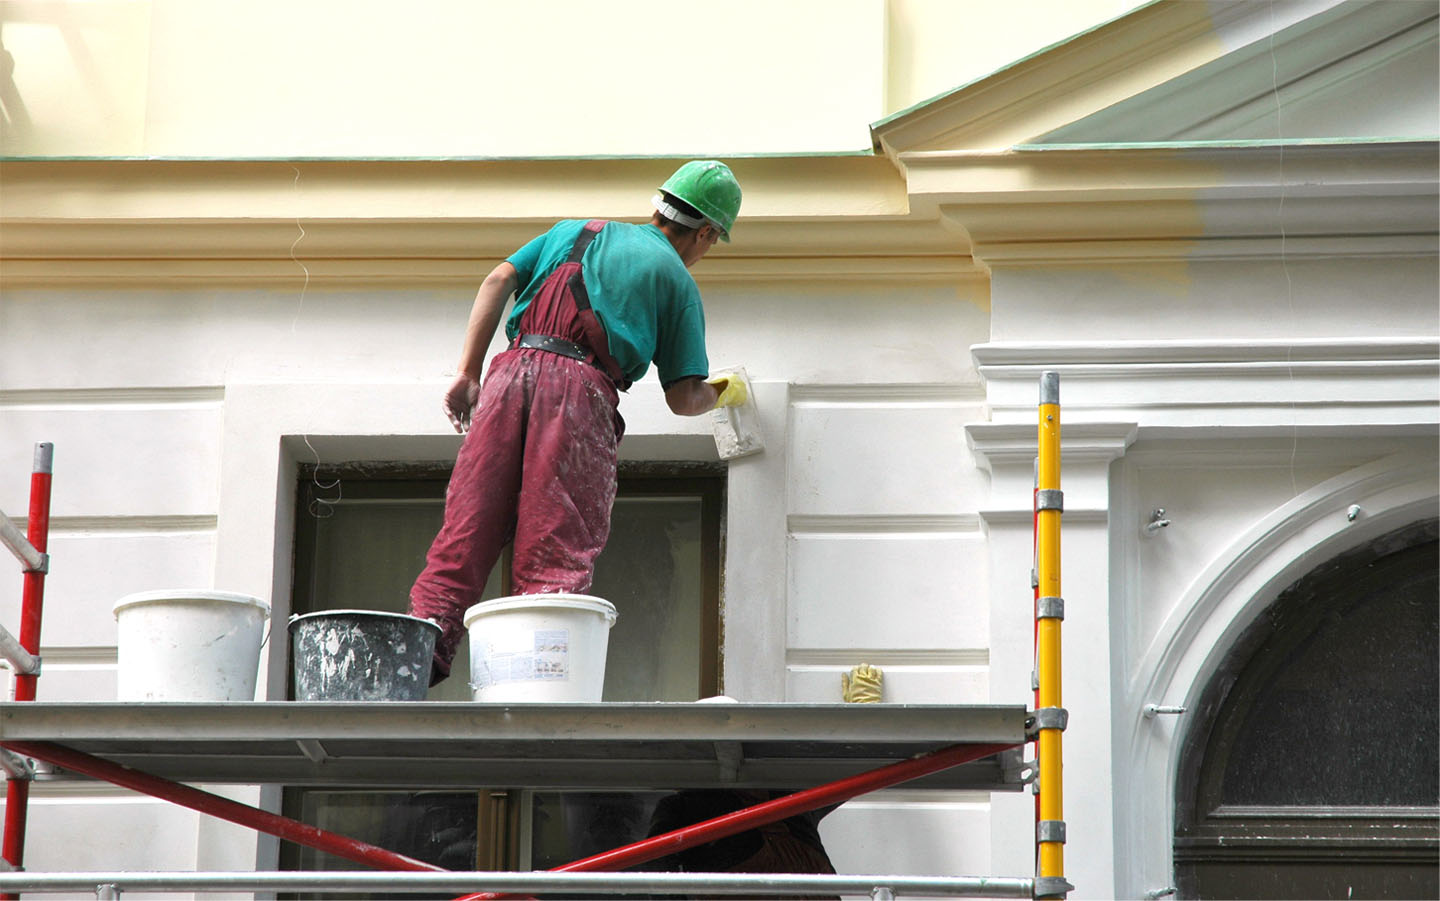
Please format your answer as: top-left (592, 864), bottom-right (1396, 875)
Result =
top-left (565, 220), bottom-right (631, 391)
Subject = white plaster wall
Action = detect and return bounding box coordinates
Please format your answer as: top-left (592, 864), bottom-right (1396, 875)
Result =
top-left (1110, 444), bottom-right (1438, 898)
top-left (19, 789), bottom-right (201, 899)
top-left (973, 227), bottom-right (1439, 898)
top-left (0, 273), bottom-right (997, 881)
top-left (989, 256), bottom-right (1440, 343)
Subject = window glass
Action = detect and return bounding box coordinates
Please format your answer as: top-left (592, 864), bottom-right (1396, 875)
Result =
top-left (593, 495), bottom-right (705, 701)
top-left (285, 790), bottom-right (478, 899)
top-left (1175, 520), bottom-right (1440, 900)
top-left (293, 472), bottom-right (719, 701)
top-left (294, 477), bottom-right (498, 702)
top-left (285, 465), bottom-right (724, 882)
top-left (526, 790), bottom-right (669, 870)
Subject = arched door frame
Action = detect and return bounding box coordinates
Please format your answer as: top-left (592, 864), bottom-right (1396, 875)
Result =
top-left (1121, 452), bottom-right (1438, 894)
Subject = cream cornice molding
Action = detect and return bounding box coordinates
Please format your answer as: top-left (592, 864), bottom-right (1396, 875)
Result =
top-left (0, 218), bottom-right (982, 287)
top-left (901, 141), bottom-right (1439, 260)
top-left (0, 156), bottom-right (909, 220)
top-left (901, 141), bottom-right (1439, 202)
top-left (0, 157), bottom-right (988, 286)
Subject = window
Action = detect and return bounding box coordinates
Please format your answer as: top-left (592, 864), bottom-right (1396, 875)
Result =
top-left (282, 461), bottom-right (724, 887)
top-left (1174, 519), bottom-right (1439, 899)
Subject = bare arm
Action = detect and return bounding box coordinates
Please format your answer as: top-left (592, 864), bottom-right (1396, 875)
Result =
top-left (444, 262), bottom-right (519, 432)
top-left (664, 376), bottom-right (721, 416)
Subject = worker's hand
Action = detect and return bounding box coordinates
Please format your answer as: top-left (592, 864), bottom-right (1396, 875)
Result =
top-left (706, 372), bottom-right (748, 408)
top-left (443, 374), bottom-right (481, 433)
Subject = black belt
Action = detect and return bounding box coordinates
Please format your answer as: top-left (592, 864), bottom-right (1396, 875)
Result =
top-left (514, 334), bottom-right (631, 390)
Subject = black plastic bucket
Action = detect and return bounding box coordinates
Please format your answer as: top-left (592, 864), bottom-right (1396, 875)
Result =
top-left (289, 610), bottom-right (440, 701)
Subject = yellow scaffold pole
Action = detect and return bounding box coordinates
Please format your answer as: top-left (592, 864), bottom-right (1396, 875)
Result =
top-left (1035, 371), bottom-right (1072, 899)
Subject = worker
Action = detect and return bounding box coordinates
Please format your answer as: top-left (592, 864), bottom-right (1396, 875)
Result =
top-left (644, 789), bottom-right (839, 900)
top-left (409, 160), bottom-right (748, 684)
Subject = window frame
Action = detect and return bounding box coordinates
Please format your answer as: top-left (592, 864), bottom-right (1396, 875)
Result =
top-left (282, 459), bottom-right (726, 881)
top-left (1173, 519), bottom-right (1440, 898)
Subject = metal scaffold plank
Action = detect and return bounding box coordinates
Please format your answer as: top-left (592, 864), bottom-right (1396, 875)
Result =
top-left (0, 702), bottom-right (1027, 791)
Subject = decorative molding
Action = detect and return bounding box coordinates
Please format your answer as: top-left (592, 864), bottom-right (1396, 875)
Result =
top-left (973, 338), bottom-right (1439, 366)
top-left (0, 157), bottom-right (989, 286)
top-left (786, 648), bottom-right (989, 666)
top-left (966, 421), bottom-right (1139, 472)
top-left (870, 0), bottom-right (1283, 155)
top-left (0, 387), bottom-right (225, 408)
top-left (905, 142), bottom-right (1439, 254)
top-left (13, 647), bottom-right (116, 664)
top-left (1040, 2), bottom-right (1439, 144)
top-left (789, 383), bottom-right (987, 405)
top-left (787, 514), bottom-right (983, 535)
top-left (978, 508), bottom-right (1112, 526)
top-left (5, 515), bottom-right (219, 536)
top-left (970, 339), bottom-right (1440, 432)
top-left (0, 218), bottom-right (981, 287)
top-left (968, 234), bottom-right (1439, 265)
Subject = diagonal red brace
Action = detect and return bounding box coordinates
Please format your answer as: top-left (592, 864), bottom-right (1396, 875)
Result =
top-left (455, 739), bottom-right (1020, 901)
top-left (0, 740), bottom-right (443, 874)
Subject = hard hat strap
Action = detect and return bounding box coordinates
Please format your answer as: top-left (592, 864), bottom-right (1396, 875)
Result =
top-left (651, 193), bottom-right (708, 229)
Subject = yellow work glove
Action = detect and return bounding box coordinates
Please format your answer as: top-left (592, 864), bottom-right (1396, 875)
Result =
top-left (706, 372), bottom-right (748, 408)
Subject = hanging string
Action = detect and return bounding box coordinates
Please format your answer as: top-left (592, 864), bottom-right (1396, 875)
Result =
top-left (289, 164), bottom-right (341, 519)
top-left (289, 165), bottom-right (312, 336)
top-left (1270, 1), bottom-right (1300, 498)
top-left (304, 433), bottom-right (342, 520)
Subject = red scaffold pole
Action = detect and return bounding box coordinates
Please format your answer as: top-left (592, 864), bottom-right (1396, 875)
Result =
top-left (3, 443), bottom-right (53, 890)
top-left (0, 740), bottom-right (444, 875)
top-left (455, 739), bottom-right (1020, 901)
top-left (12, 444), bottom-right (52, 705)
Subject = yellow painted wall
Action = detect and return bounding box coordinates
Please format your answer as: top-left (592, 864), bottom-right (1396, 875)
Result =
top-left (1, 0), bottom-right (1141, 158)
top-left (884, 0), bottom-right (1148, 114)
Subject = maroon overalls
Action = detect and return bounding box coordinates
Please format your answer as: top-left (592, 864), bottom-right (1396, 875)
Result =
top-left (410, 222), bottom-right (627, 681)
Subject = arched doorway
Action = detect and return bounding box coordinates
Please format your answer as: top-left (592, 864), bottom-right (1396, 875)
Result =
top-left (1174, 519), bottom-right (1439, 899)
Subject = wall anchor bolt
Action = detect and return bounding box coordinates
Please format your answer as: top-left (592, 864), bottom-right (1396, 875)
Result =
top-left (1347, 504), bottom-right (1362, 522)
top-left (1144, 887), bottom-right (1178, 899)
top-left (1144, 508), bottom-right (1171, 534)
top-left (1144, 704), bottom-right (1187, 719)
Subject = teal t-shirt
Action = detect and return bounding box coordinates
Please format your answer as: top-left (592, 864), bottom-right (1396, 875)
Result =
top-left (505, 220), bottom-right (709, 386)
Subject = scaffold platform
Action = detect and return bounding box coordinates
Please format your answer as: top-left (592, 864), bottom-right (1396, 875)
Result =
top-left (0, 701), bottom-right (1028, 791)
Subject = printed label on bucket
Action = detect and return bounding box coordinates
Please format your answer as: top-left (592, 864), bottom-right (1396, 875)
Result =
top-left (475, 629), bottom-right (569, 688)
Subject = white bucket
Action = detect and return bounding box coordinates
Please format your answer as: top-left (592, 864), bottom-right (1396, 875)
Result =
top-left (113, 590), bottom-right (270, 701)
top-left (462, 593), bottom-right (617, 702)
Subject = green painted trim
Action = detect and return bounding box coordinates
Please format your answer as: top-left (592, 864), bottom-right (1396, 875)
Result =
top-left (1013, 137), bottom-right (1439, 150)
top-left (0, 150), bottom-right (877, 163)
top-left (870, 0), bottom-right (1163, 131)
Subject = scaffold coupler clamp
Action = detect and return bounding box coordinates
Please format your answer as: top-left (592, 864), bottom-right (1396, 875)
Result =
top-left (1035, 489), bottom-right (1063, 513)
top-left (1034, 875), bottom-right (1075, 899)
top-left (1026, 706), bottom-right (1069, 741)
top-left (0, 747), bottom-right (35, 781)
top-left (1037, 595), bottom-right (1064, 621)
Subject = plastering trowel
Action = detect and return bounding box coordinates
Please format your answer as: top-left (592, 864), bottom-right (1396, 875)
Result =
top-left (709, 367), bottom-right (764, 460)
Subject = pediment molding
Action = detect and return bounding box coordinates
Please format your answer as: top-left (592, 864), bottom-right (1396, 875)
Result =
top-left (1040, 1), bottom-right (1438, 144)
top-left (871, 0), bottom-right (1434, 157)
top-left (870, 0), bottom-right (1333, 157)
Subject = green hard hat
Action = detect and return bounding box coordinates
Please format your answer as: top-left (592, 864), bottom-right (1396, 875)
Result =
top-left (659, 160), bottom-right (742, 242)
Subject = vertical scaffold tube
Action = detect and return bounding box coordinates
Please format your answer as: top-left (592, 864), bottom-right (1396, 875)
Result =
top-left (3, 443), bottom-right (53, 891)
top-left (1035, 374), bottom-right (1066, 895)
top-left (14, 442), bottom-right (52, 703)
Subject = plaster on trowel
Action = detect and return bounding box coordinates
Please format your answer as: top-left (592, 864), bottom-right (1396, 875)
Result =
top-left (710, 367), bottom-right (764, 460)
